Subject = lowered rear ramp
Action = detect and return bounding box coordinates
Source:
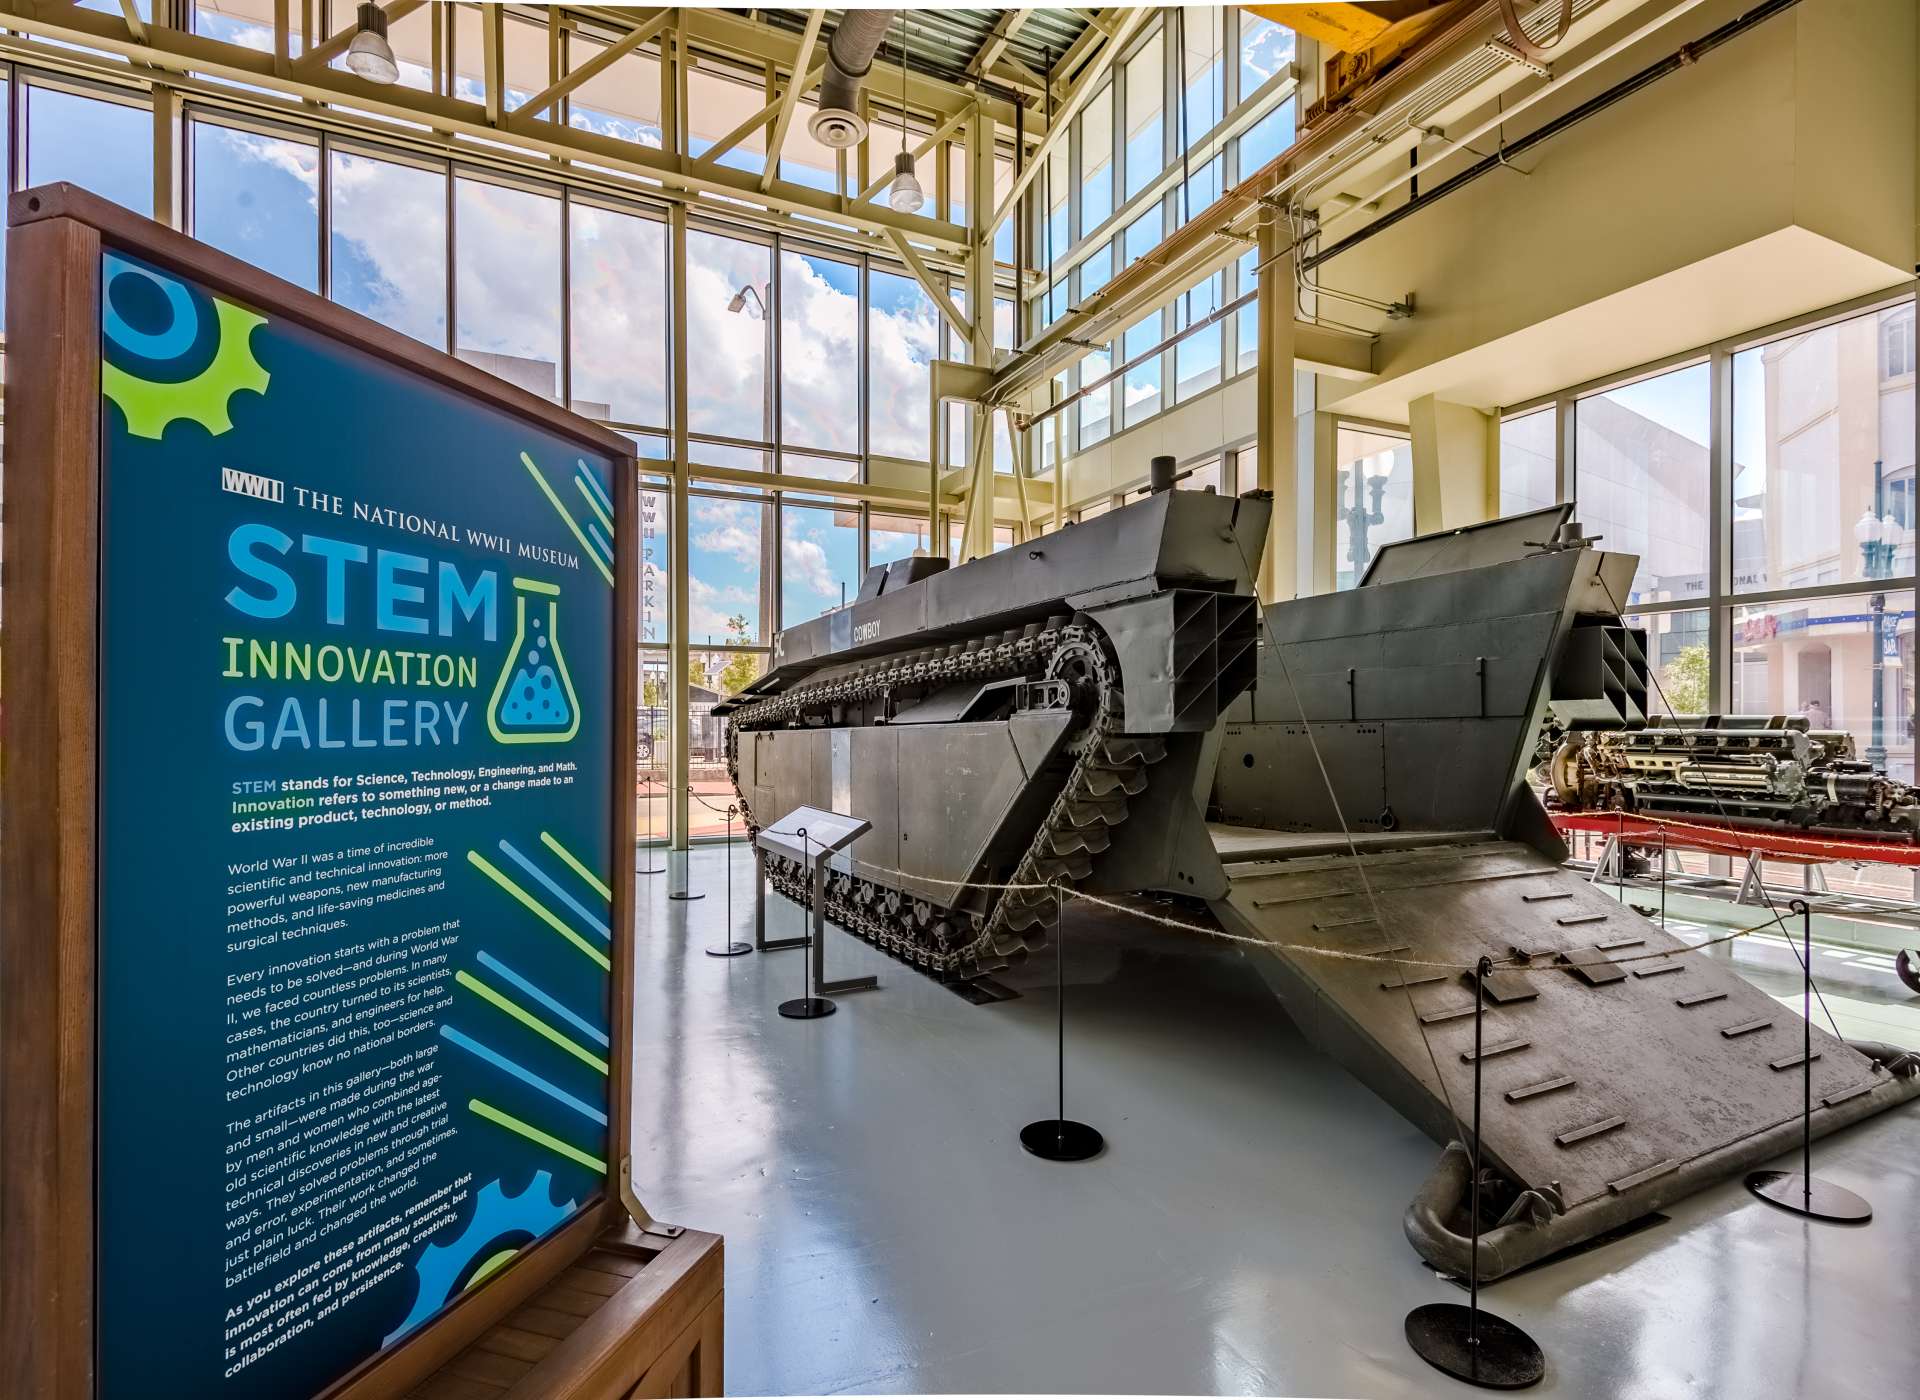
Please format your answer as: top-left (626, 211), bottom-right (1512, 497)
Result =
top-left (1207, 828), bottom-right (1920, 1277)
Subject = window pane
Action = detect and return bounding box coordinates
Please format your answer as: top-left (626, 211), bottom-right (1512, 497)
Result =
top-left (781, 451), bottom-right (860, 486)
top-left (1178, 156), bottom-right (1222, 225)
top-left (1236, 247), bottom-right (1258, 371)
top-left (1079, 243), bottom-right (1113, 299)
top-left (1125, 204), bottom-right (1162, 268)
top-left (27, 88), bottom-right (152, 216)
top-left (992, 157), bottom-right (1014, 266)
top-left (1575, 363), bottom-right (1710, 608)
top-left (1180, 6), bottom-right (1223, 145)
top-left (639, 485), bottom-right (669, 644)
top-left (1335, 426), bottom-right (1415, 589)
top-left (869, 268), bottom-right (938, 460)
top-left (780, 250), bottom-right (860, 453)
top-left (688, 230), bottom-right (772, 440)
top-left (455, 177), bottom-right (562, 399)
top-left (570, 35), bottom-right (663, 147)
top-left (1499, 409), bottom-right (1558, 515)
top-left (870, 509), bottom-right (932, 567)
top-left (688, 67), bottom-right (766, 175)
top-left (1122, 314), bottom-right (1162, 427)
top-left (1174, 273), bottom-right (1223, 402)
top-left (1240, 97), bottom-right (1296, 174)
top-left (689, 493), bottom-right (772, 646)
top-left (1081, 85), bottom-right (1113, 233)
top-left (570, 203), bottom-right (667, 425)
top-left (1123, 31), bottom-right (1164, 201)
top-left (453, 8), bottom-right (545, 113)
top-left (1624, 608), bottom-right (1711, 718)
top-left (1732, 591), bottom-right (1914, 780)
top-left (330, 150), bottom-right (446, 349)
top-left (1241, 15), bottom-right (1297, 95)
top-left (1733, 303), bottom-right (1917, 593)
top-left (994, 297), bottom-right (1015, 351)
top-left (781, 502), bottom-right (860, 626)
top-left (1080, 344), bottom-right (1113, 448)
top-left (1039, 142), bottom-right (1070, 267)
top-left (191, 122), bottom-right (319, 291)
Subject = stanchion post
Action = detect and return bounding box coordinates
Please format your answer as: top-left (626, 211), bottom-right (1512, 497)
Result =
top-left (1743, 898), bottom-right (1873, 1222)
top-left (638, 772), bottom-right (662, 875)
top-left (1404, 954), bottom-right (1545, 1389)
top-left (778, 829), bottom-right (836, 1019)
top-left (1020, 884), bottom-right (1104, 1162)
top-left (705, 802), bottom-right (750, 957)
top-left (1659, 828), bottom-right (1668, 930)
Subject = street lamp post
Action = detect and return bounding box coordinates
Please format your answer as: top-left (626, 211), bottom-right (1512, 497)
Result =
top-left (1342, 460), bottom-right (1389, 585)
top-left (727, 282), bottom-right (776, 452)
top-left (1855, 460), bottom-right (1893, 768)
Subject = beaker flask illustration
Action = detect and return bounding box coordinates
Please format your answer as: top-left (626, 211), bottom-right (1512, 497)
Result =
top-left (487, 577), bottom-right (583, 744)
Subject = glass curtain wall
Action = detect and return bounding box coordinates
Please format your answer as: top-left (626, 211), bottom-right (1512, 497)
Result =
top-left (1032, 10), bottom-right (1298, 494)
top-left (1505, 294), bottom-right (1918, 883)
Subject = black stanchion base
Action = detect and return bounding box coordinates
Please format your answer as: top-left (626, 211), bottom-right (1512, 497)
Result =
top-left (1019, 1119), bottom-right (1104, 1162)
top-left (1745, 1170), bottom-right (1872, 1223)
top-left (1404, 1302), bottom-right (1545, 1390)
top-left (778, 996), bottom-right (837, 1020)
top-left (637, 864), bottom-right (664, 875)
top-left (668, 891), bottom-right (706, 901)
top-left (705, 941), bottom-right (752, 958)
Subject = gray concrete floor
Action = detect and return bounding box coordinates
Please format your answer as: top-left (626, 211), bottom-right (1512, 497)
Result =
top-left (631, 843), bottom-right (1920, 1398)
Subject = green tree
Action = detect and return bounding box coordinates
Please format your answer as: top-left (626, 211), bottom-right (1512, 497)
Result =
top-left (1659, 643), bottom-right (1710, 716)
top-left (717, 651), bottom-right (760, 696)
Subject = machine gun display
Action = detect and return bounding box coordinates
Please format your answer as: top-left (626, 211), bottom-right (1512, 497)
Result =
top-left (720, 483), bottom-right (1920, 1281)
top-left (1542, 716), bottom-right (1920, 840)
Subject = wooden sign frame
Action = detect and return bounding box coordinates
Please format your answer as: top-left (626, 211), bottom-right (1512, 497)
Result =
top-left (0, 183), bottom-right (642, 1400)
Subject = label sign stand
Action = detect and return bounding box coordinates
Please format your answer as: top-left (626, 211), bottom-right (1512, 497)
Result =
top-left (0, 184), bottom-right (718, 1400)
top-left (752, 805), bottom-right (878, 1015)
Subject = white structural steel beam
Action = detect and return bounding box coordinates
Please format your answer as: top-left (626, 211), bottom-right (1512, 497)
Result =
top-left (984, 5), bottom-right (1148, 240)
top-left (966, 7), bottom-right (1032, 79)
top-left (0, 0), bottom-right (975, 255)
top-left (759, 8), bottom-right (826, 193)
top-left (512, 7), bottom-right (672, 122)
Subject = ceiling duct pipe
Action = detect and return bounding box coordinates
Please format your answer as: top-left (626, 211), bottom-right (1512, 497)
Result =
top-left (809, 7), bottom-right (899, 148)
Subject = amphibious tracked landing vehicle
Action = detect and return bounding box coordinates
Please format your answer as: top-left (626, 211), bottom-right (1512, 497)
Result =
top-left (719, 484), bottom-right (1920, 1279)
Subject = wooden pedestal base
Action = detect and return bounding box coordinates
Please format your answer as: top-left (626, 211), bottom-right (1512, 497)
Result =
top-left (406, 1224), bottom-right (723, 1400)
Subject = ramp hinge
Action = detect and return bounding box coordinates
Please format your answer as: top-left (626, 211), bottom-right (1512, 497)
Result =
top-left (619, 1156), bottom-right (686, 1241)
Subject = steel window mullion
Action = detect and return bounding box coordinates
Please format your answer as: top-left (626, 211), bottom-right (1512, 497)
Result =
top-left (1708, 343), bottom-right (1731, 710)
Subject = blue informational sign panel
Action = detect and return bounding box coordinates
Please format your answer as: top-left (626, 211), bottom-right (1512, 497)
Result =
top-left (95, 249), bottom-right (618, 1398)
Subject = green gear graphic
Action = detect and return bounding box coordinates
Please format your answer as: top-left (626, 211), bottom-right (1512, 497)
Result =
top-left (101, 298), bottom-right (270, 439)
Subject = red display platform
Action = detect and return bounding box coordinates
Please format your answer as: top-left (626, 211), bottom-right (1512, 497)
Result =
top-left (1551, 810), bottom-right (1920, 868)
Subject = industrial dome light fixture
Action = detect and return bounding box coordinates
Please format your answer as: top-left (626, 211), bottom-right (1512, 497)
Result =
top-left (345, 2), bottom-right (400, 86)
top-left (888, 14), bottom-right (924, 214)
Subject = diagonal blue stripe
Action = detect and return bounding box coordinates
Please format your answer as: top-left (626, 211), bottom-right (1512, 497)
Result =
top-left (576, 460), bottom-right (614, 515)
top-left (498, 839), bottom-right (609, 940)
top-left (478, 950), bottom-right (610, 1049)
top-left (440, 1024), bottom-right (608, 1126)
top-left (585, 520), bottom-right (614, 566)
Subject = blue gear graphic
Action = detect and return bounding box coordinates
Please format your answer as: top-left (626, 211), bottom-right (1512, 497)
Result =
top-left (382, 1172), bottom-right (575, 1345)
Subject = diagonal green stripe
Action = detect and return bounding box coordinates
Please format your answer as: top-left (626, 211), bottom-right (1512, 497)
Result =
top-left (522, 451), bottom-right (614, 586)
top-left (576, 475), bottom-right (615, 539)
top-left (456, 969), bottom-right (609, 1074)
top-left (540, 831), bottom-right (612, 901)
top-left (469, 1098), bottom-right (606, 1174)
top-left (468, 850), bottom-right (610, 970)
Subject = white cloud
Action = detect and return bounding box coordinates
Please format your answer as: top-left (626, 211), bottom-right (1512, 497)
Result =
top-left (782, 531), bottom-right (839, 601)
